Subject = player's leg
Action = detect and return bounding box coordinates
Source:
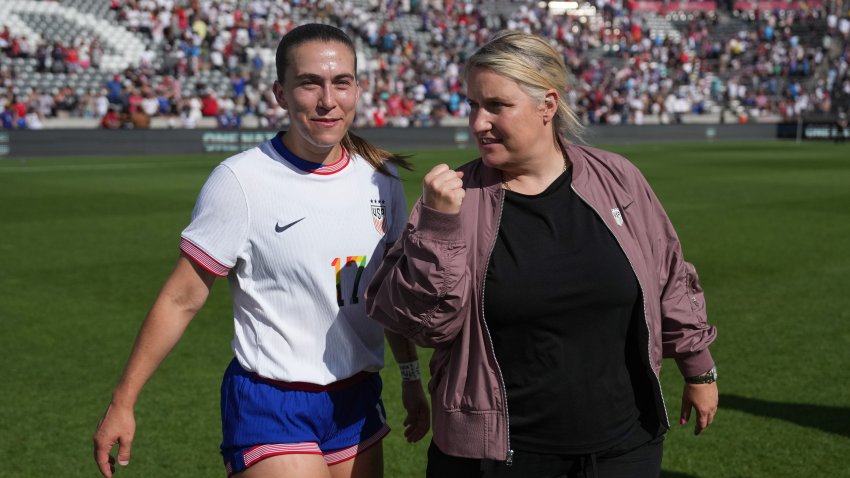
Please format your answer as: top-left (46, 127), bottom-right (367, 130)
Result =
top-left (219, 358), bottom-right (334, 477)
top-left (232, 453), bottom-right (332, 478)
top-left (322, 373), bottom-right (390, 478)
top-left (328, 441), bottom-right (383, 478)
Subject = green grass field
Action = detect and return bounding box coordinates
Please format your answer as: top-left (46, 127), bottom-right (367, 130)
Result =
top-left (1, 141), bottom-right (848, 478)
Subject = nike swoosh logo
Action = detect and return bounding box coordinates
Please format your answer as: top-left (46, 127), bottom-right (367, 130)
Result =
top-left (275, 217), bottom-right (305, 233)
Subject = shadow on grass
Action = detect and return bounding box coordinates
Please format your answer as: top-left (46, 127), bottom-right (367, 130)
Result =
top-left (661, 471), bottom-right (699, 478)
top-left (722, 394), bottom-right (850, 438)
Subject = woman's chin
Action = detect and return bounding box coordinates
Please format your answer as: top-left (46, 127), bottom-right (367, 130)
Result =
top-left (479, 152), bottom-right (506, 170)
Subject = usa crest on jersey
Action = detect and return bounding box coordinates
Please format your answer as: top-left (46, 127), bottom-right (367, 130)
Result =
top-left (371, 199), bottom-right (386, 235)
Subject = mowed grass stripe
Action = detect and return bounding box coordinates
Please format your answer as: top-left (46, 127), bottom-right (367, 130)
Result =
top-left (1, 142), bottom-right (848, 477)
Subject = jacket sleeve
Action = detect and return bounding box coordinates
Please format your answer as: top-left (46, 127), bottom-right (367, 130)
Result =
top-left (366, 199), bottom-right (472, 348)
top-left (644, 181), bottom-right (718, 378)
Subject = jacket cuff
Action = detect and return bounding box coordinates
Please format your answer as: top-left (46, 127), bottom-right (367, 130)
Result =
top-left (675, 349), bottom-right (715, 378)
top-left (415, 205), bottom-right (465, 242)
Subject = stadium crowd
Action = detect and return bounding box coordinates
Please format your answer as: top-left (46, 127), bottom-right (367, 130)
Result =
top-left (1, 0), bottom-right (849, 129)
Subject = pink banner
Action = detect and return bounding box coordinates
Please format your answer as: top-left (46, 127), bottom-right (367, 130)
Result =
top-left (733, 0), bottom-right (825, 9)
top-left (632, 1), bottom-right (718, 13)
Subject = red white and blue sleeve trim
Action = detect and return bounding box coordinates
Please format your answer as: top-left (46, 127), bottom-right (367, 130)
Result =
top-left (180, 237), bottom-right (232, 277)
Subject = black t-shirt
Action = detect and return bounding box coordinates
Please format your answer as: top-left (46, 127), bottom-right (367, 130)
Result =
top-left (484, 167), bottom-right (650, 454)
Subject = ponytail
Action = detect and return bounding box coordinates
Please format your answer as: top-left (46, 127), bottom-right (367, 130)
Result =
top-left (341, 132), bottom-right (412, 178)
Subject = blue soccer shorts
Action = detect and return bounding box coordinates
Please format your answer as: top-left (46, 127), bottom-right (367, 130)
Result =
top-left (219, 358), bottom-right (390, 475)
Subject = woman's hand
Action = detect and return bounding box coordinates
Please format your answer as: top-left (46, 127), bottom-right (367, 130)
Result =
top-left (422, 164), bottom-right (465, 214)
top-left (680, 382), bottom-right (718, 435)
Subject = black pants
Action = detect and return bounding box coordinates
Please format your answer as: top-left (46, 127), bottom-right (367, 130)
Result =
top-left (426, 433), bottom-right (664, 478)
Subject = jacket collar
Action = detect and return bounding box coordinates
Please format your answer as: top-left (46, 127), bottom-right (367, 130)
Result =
top-left (465, 141), bottom-right (635, 210)
top-left (564, 141), bottom-right (635, 210)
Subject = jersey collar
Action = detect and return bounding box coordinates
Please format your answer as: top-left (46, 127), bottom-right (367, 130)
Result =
top-left (272, 132), bottom-right (350, 175)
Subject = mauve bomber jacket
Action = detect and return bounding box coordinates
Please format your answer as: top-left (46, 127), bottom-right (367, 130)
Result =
top-left (366, 142), bottom-right (717, 461)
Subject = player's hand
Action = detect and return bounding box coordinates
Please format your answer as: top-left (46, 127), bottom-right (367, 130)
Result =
top-left (680, 382), bottom-right (718, 435)
top-left (93, 403), bottom-right (136, 477)
top-left (401, 380), bottom-right (430, 443)
top-left (422, 164), bottom-right (465, 214)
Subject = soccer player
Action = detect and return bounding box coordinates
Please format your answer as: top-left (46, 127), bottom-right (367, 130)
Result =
top-left (93, 24), bottom-right (429, 478)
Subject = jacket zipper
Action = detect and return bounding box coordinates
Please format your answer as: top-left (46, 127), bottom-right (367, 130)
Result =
top-left (479, 188), bottom-right (514, 465)
top-left (571, 186), bottom-right (670, 428)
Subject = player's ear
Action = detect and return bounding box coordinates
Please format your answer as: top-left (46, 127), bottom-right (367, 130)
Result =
top-left (272, 80), bottom-right (288, 110)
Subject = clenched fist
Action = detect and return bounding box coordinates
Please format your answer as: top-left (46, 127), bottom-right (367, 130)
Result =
top-left (422, 164), bottom-right (465, 214)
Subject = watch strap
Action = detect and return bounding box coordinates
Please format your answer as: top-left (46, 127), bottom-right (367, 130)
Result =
top-left (685, 366), bottom-right (717, 384)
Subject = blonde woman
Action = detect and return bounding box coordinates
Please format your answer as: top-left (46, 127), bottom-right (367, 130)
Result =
top-left (367, 30), bottom-right (718, 478)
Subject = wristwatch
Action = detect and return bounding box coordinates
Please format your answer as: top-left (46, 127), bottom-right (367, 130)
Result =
top-left (685, 366), bottom-right (717, 384)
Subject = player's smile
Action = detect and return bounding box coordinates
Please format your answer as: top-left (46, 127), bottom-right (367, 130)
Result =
top-left (273, 40), bottom-right (360, 164)
top-left (312, 117), bottom-right (343, 127)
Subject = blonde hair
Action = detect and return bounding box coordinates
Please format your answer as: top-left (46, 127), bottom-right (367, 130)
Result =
top-left (465, 30), bottom-right (584, 143)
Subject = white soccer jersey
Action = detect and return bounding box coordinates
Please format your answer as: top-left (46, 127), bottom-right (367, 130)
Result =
top-left (180, 133), bottom-right (406, 384)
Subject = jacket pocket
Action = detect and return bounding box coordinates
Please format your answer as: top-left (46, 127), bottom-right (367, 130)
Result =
top-left (684, 261), bottom-right (704, 312)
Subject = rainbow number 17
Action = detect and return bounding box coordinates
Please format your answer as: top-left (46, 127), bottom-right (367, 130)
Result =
top-left (332, 255), bottom-right (367, 306)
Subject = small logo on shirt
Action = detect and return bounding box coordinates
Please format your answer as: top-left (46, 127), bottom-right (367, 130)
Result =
top-left (371, 199), bottom-right (386, 235)
top-left (612, 208), bottom-right (624, 226)
top-left (275, 217), bottom-right (305, 233)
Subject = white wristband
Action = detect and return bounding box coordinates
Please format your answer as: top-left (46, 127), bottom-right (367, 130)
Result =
top-left (398, 361), bottom-right (421, 382)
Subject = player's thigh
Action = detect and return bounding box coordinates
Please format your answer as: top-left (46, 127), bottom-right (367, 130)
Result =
top-left (329, 441), bottom-right (383, 478)
top-left (232, 453), bottom-right (332, 478)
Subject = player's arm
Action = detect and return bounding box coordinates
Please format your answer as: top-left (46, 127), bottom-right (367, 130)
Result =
top-left (93, 255), bottom-right (216, 477)
top-left (385, 331), bottom-right (430, 443)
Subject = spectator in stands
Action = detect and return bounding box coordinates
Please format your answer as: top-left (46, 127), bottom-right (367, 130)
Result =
top-left (66, 41), bottom-right (81, 74)
top-left (94, 89), bottom-right (109, 119)
top-left (216, 104), bottom-right (241, 129)
top-left (105, 74), bottom-right (124, 105)
top-left (0, 26), bottom-right (10, 53)
top-left (2, 0), bottom-right (846, 128)
top-left (93, 22), bottom-right (428, 478)
top-left (52, 86), bottom-right (79, 118)
top-left (128, 108), bottom-right (150, 129)
top-left (50, 41), bottom-right (68, 74)
top-left (25, 105), bottom-right (44, 129)
top-left (10, 94), bottom-right (27, 128)
top-left (200, 88), bottom-right (219, 117)
top-left (34, 89), bottom-right (54, 119)
top-left (140, 87), bottom-right (159, 119)
top-left (0, 95), bottom-right (13, 129)
top-left (179, 96), bottom-right (202, 128)
top-left (368, 30), bottom-right (718, 478)
top-left (99, 104), bottom-right (122, 129)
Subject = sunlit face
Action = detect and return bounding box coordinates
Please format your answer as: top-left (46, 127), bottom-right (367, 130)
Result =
top-left (273, 40), bottom-right (360, 162)
top-left (466, 67), bottom-right (555, 171)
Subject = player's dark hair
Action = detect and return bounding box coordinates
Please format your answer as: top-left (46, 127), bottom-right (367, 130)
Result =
top-left (275, 23), bottom-right (411, 177)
